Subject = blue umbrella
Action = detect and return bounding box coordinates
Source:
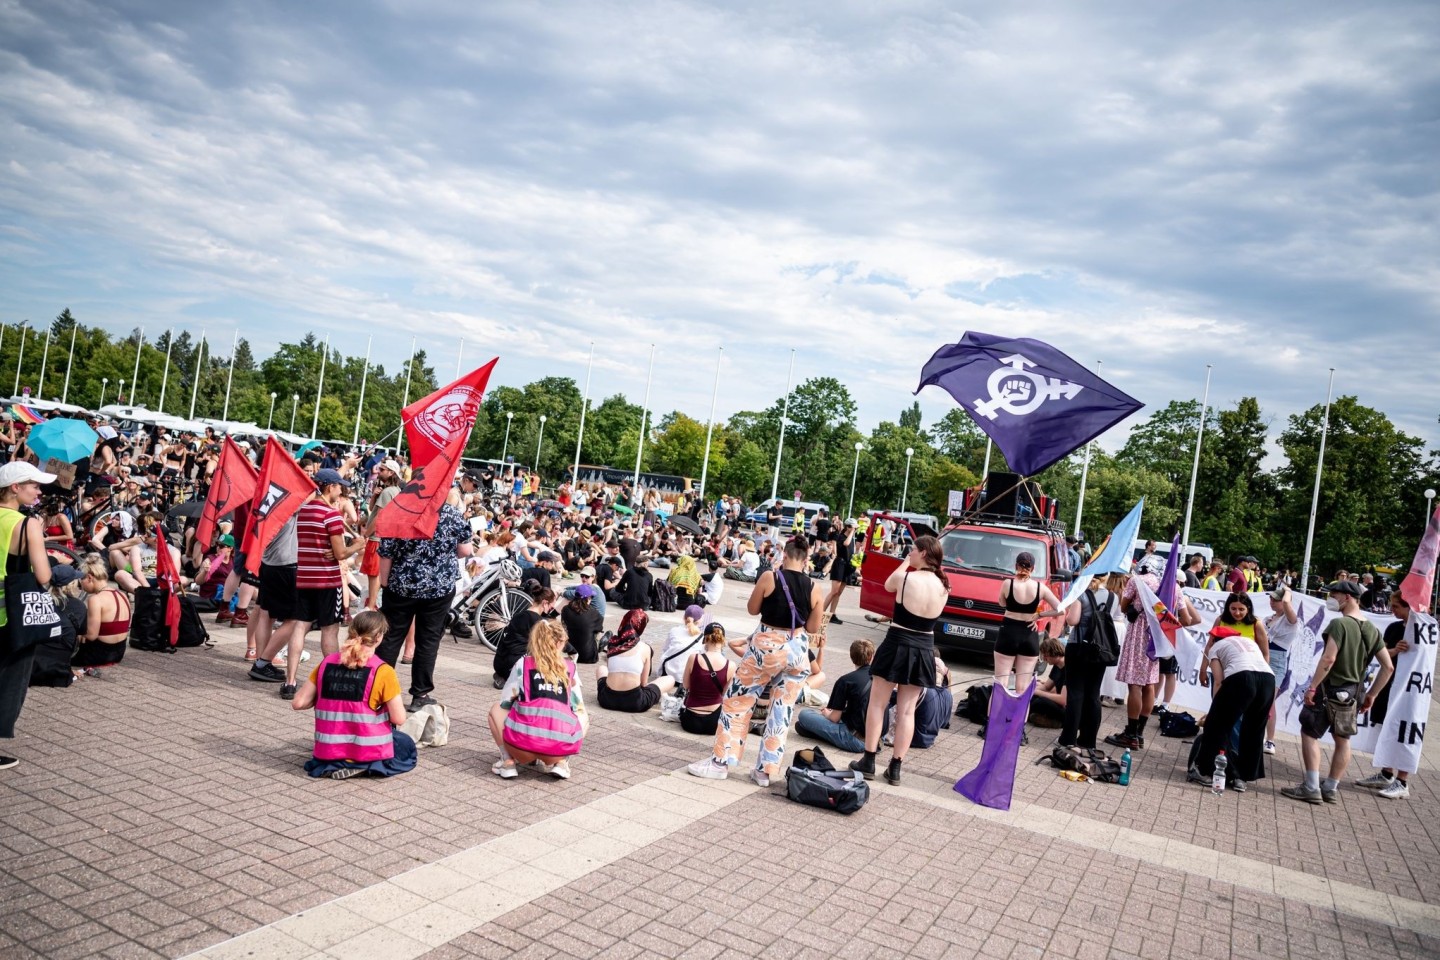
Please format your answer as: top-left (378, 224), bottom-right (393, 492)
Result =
top-left (26, 417), bottom-right (98, 464)
top-left (296, 439), bottom-right (324, 459)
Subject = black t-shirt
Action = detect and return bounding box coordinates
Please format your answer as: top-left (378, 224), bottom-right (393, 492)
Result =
top-left (521, 566), bottom-right (552, 592)
top-left (596, 559), bottom-right (621, 588)
top-left (815, 517), bottom-right (832, 542)
top-left (1047, 664), bottom-right (1067, 694)
top-left (829, 665), bottom-right (872, 736)
top-left (619, 536), bottom-right (641, 568)
top-left (495, 609), bottom-right (542, 680)
top-left (765, 506), bottom-right (782, 527)
top-left (832, 533), bottom-right (853, 570)
top-left (758, 569), bottom-right (814, 629)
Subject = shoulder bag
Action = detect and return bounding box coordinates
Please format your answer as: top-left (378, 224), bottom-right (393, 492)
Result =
top-left (4, 519), bottom-right (60, 655)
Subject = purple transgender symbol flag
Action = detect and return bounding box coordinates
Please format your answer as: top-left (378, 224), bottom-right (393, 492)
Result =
top-left (917, 332), bottom-right (1143, 477)
top-left (955, 680), bottom-right (1036, 811)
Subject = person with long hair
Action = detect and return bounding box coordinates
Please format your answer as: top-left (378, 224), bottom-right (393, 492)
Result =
top-left (292, 610), bottom-right (416, 780)
top-left (489, 618), bottom-right (588, 780)
top-left (850, 536), bottom-right (949, 784)
top-left (1188, 620), bottom-right (1275, 792)
top-left (1105, 561), bottom-right (1200, 750)
top-left (689, 535), bottom-right (824, 786)
top-left (680, 623), bottom-right (730, 736)
top-left (559, 584), bottom-right (603, 663)
top-left (0, 461), bottom-right (56, 771)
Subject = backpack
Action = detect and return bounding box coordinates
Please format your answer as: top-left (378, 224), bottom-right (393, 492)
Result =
top-left (957, 683), bottom-right (992, 724)
top-left (1158, 710), bottom-right (1200, 738)
top-left (1079, 590), bottom-right (1121, 666)
top-left (1042, 745), bottom-right (1124, 783)
top-left (649, 580), bottom-right (677, 613)
top-left (785, 767), bottom-right (870, 814)
top-left (129, 588), bottom-right (211, 652)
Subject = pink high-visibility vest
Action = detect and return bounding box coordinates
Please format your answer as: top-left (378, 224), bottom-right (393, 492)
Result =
top-left (313, 653), bottom-right (394, 763)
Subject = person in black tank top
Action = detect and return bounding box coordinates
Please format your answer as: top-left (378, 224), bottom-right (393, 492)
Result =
top-left (689, 536), bottom-right (823, 788)
top-left (992, 552), bottom-right (1072, 699)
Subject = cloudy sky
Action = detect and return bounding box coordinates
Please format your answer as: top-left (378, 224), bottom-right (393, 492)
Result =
top-left (2, 0), bottom-right (1438, 452)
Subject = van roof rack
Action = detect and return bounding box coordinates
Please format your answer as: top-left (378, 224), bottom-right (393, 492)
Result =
top-left (946, 512), bottom-right (1066, 536)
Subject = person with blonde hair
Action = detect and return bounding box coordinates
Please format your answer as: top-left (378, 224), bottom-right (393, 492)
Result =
top-left (292, 610), bottom-right (416, 780)
top-left (74, 554), bottom-right (130, 674)
top-left (489, 618), bottom-right (588, 780)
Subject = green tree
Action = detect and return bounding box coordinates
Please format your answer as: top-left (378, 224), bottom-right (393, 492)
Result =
top-left (651, 411), bottom-right (725, 479)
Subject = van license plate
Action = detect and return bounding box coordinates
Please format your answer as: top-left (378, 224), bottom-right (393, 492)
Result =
top-left (943, 623), bottom-right (985, 639)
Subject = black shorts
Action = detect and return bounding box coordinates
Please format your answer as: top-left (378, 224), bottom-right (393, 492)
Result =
top-left (1158, 656), bottom-right (1179, 676)
top-left (257, 563), bottom-right (298, 620)
top-left (995, 618), bottom-right (1041, 658)
top-left (235, 552), bottom-right (261, 588)
top-left (293, 586), bottom-right (345, 628)
top-left (596, 677), bottom-right (662, 713)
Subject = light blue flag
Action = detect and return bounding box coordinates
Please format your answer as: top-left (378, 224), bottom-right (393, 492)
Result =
top-left (1055, 498), bottom-right (1145, 610)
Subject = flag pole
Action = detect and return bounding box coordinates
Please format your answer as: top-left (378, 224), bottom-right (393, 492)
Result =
top-left (1180, 364), bottom-right (1213, 550)
top-left (699, 346), bottom-right (722, 501)
top-left (130, 327), bottom-right (144, 406)
top-left (353, 334), bottom-right (372, 447)
top-left (632, 342), bottom-right (656, 492)
top-left (1073, 360), bottom-right (1101, 536)
top-left (11, 324), bottom-right (25, 397)
top-left (61, 323), bottom-right (78, 404)
top-left (37, 329), bottom-right (51, 398)
top-left (570, 341), bottom-right (594, 492)
top-left (456, 338), bottom-right (464, 378)
top-left (1299, 368), bottom-right (1336, 595)
top-left (188, 330), bottom-right (206, 420)
top-left (222, 329), bottom-right (238, 421)
top-left (770, 348), bottom-right (795, 501)
top-left (311, 333), bottom-right (329, 439)
top-left (397, 336), bottom-right (416, 457)
top-left (981, 438), bottom-right (992, 478)
top-left (158, 329), bottom-right (173, 413)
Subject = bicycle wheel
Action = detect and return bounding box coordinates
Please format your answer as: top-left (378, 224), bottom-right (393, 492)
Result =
top-left (472, 588), bottom-right (529, 652)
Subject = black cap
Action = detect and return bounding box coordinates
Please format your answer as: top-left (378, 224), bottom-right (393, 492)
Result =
top-left (1325, 580), bottom-right (1363, 598)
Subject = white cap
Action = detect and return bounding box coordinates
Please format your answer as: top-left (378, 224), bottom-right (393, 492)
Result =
top-left (381, 459), bottom-right (404, 476)
top-left (0, 461), bottom-right (58, 487)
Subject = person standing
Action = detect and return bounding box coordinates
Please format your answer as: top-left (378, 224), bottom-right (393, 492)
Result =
top-left (1187, 624), bottom-right (1276, 792)
top-left (1059, 578), bottom-right (1113, 752)
top-left (360, 459), bottom-right (403, 609)
top-left (1282, 580), bottom-right (1393, 805)
top-left (823, 520), bottom-right (856, 625)
top-left (1262, 584), bottom-right (1299, 754)
top-left (375, 500), bottom-right (473, 711)
top-left (0, 461), bottom-right (56, 771)
top-left (1354, 592), bottom-right (1418, 799)
top-left (1106, 561), bottom-right (1199, 750)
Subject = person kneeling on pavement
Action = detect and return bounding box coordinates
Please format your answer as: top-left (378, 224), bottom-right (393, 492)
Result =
top-left (1028, 636), bottom-right (1067, 728)
top-left (489, 618), bottom-right (587, 781)
top-left (794, 639), bottom-right (874, 752)
top-left (293, 611), bottom-right (417, 780)
top-left (596, 609), bottom-right (675, 712)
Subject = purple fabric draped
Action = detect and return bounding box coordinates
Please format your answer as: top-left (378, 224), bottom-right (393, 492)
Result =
top-left (955, 679), bottom-right (1036, 811)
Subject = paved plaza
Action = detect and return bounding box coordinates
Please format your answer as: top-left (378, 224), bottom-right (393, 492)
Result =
top-left (3, 580), bottom-right (1438, 960)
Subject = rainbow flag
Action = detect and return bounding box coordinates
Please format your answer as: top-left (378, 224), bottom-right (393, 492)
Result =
top-left (9, 404), bottom-right (45, 425)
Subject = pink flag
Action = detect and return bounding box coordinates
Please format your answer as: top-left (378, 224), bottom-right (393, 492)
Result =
top-left (1399, 504), bottom-right (1440, 613)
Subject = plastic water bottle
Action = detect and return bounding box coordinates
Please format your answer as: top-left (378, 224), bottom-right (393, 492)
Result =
top-left (1119, 749), bottom-right (1132, 786)
top-left (1212, 751), bottom-right (1227, 796)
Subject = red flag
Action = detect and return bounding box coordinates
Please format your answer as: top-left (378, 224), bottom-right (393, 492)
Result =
top-left (1400, 504), bottom-right (1440, 612)
top-left (373, 429), bottom-right (466, 539)
top-left (402, 358), bottom-right (497, 469)
top-left (197, 436), bottom-right (259, 550)
top-left (154, 526), bottom-right (183, 645)
top-left (241, 438), bottom-right (318, 574)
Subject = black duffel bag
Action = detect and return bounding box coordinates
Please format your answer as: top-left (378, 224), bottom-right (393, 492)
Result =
top-left (130, 587), bottom-right (211, 652)
top-left (785, 767), bottom-right (870, 814)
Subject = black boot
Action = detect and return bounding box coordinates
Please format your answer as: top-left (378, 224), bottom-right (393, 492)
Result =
top-left (848, 751), bottom-right (876, 780)
top-left (883, 757), bottom-right (902, 785)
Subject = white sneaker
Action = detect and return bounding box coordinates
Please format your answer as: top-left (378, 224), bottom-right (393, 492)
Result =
top-left (1263, 740), bottom-right (1276, 755)
top-left (491, 759), bottom-right (518, 779)
top-left (1378, 779), bottom-right (1409, 800)
top-left (1355, 772), bottom-right (1395, 789)
top-left (688, 757), bottom-right (729, 780)
top-left (749, 767), bottom-right (770, 788)
top-left (542, 759), bottom-right (571, 780)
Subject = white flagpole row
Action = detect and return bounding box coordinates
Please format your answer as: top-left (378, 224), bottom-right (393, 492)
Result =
top-left (37, 328), bottom-right (51, 398)
top-left (12, 323), bottom-right (27, 397)
top-left (632, 343), bottom-right (656, 492)
top-left (158, 328), bottom-right (174, 414)
top-left (61, 324), bottom-right (78, 404)
top-left (397, 336), bottom-right (416, 457)
top-left (1299, 368), bottom-right (1336, 593)
top-left (222, 329), bottom-right (237, 421)
top-left (131, 327), bottom-right (144, 406)
top-left (353, 334), bottom-right (373, 447)
top-left (699, 347), bottom-right (722, 501)
top-left (770, 349), bottom-right (795, 502)
top-left (571, 341), bottom-right (594, 491)
top-left (311, 333), bottom-right (329, 439)
top-left (1180, 364), bottom-right (1213, 550)
top-left (188, 330), bottom-right (206, 420)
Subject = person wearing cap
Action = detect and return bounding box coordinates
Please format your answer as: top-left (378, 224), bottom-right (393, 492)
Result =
top-left (360, 459), bottom-right (403, 611)
top-left (559, 583), bottom-right (604, 663)
top-left (269, 469), bottom-right (364, 700)
top-left (1262, 583), bottom-right (1300, 754)
top-left (196, 534), bottom-right (236, 597)
top-left (562, 565), bottom-right (607, 619)
top-left (1282, 580), bottom-right (1393, 805)
top-left (0, 460), bottom-right (57, 770)
top-left (521, 551), bottom-right (560, 592)
top-left (375, 497), bottom-right (473, 711)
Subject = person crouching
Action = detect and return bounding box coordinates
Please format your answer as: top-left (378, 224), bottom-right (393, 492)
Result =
top-left (489, 618), bottom-right (588, 780)
top-left (293, 610), bottom-right (417, 780)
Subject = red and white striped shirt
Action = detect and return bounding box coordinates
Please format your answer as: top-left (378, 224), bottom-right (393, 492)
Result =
top-left (296, 499), bottom-right (345, 589)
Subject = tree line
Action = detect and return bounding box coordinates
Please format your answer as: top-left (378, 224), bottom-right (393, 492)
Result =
top-left (6, 309), bottom-right (1437, 576)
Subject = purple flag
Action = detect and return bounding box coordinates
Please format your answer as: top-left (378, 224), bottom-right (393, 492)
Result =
top-left (917, 332), bottom-right (1143, 477)
top-left (955, 680), bottom-right (1036, 811)
top-left (1147, 533), bottom-right (1182, 658)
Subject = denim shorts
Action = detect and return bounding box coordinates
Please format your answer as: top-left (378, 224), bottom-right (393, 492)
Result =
top-left (1268, 645), bottom-right (1289, 686)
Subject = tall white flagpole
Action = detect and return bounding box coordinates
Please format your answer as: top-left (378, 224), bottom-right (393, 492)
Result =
top-left (353, 334), bottom-right (372, 447)
top-left (397, 336), bottom-right (416, 457)
top-left (1073, 361), bottom-right (1101, 536)
top-left (11, 324), bottom-right (24, 396)
top-left (1180, 364), bottom-right (1213, 550)
top-left (61, 323), bottom-right (78, 404)
top-left (456, 338), bottom-right (464, 378)
top-left (770, 349), bottom-right (795, 502)
top-left (632, 343), bottom-right (656, 492)
top-left (222, 329), bottom-right (238, 421)
top-left (311, 334), bottom-right (329, 439)
top-left (699, 347), bottom-right (722, 501)
top-left (570, 341), bottom-right (594, 491)
top-left (37, 329), bottom-right (51, 398)
top-left (130, 327), bottom-right (144, 406)
top-left (188, 330), bottom-right (206, 420)
top-left (981, 438), bottom-right (993, 478)
top-left (1299, 368), bottom-right (1336, 594)
top-left (158, 329), bottom-right (173, 414)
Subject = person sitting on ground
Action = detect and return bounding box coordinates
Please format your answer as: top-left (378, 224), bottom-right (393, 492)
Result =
top-left (489, 618), bottom-right (588, 780)
top-left (655, 605), bottom-right (707, 687)
top-left (493, 583), bottom-right (556, 688)
top-left (1029, 636), bottom-right (1068, 728)
top-left (596, 609), bottom-right (675, 712)
top-left (698, 568), bottom-right (723, 608)
top-left (559, 584), bottom-right (604, 663)
top-left (74, 555), bottom-right (129, 675)
top-left (882, 655), bottom-right (954, 749)
top-left (292, 610), bottom-right (417, 780)
top-left (615, 557), bottom-right (653, 610)
top-left (795, 639), bottom-right (874, 753)
top-left (679, 623), bottom-right (730, 736)
top-left (723, 538), bottom-right (761, 582)
top-left (196, 534), bottom-right (235, 599)
top-left (668, 553), bottom-right (702, 607)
